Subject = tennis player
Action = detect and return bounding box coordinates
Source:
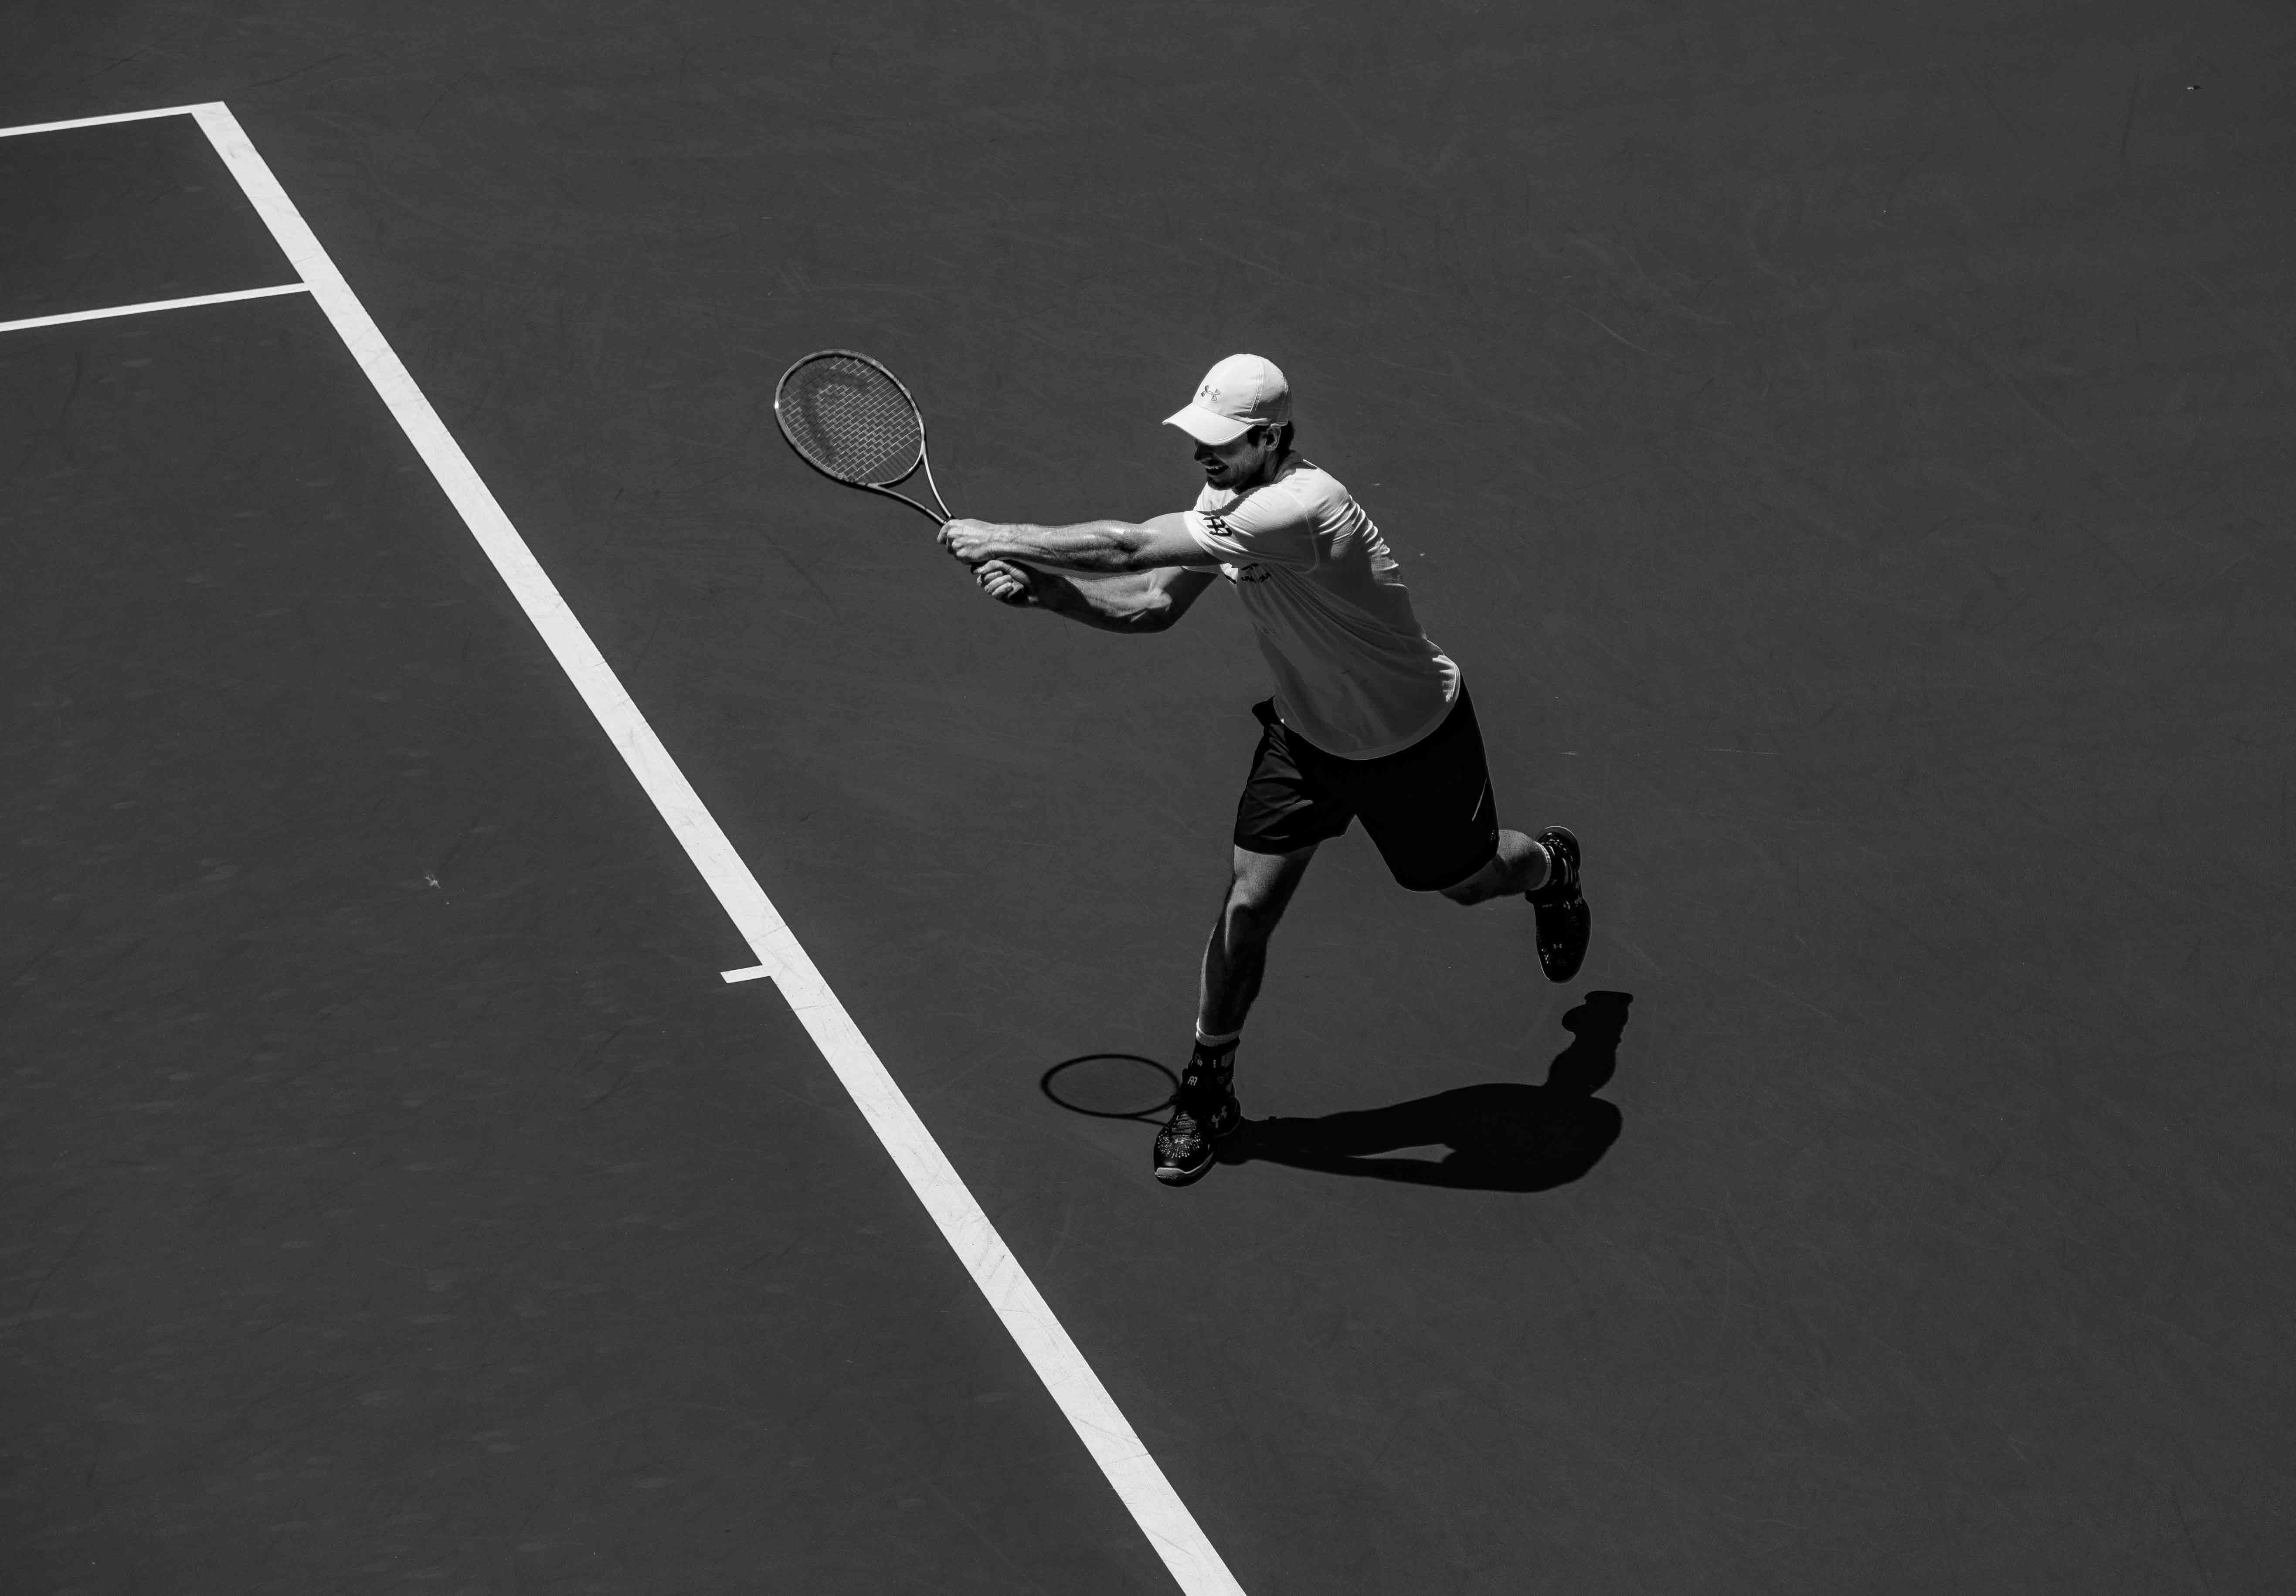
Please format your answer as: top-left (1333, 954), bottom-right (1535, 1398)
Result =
top-left (937, 354), bottom-right (1589, 1186)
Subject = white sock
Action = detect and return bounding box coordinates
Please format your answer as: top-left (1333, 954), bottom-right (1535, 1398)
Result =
top-left (1194, 1026), bottom-right (1242, 1052)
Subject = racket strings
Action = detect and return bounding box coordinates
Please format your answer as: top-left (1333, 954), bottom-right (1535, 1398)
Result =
top-left (779, 355), bottom-right (924, 485)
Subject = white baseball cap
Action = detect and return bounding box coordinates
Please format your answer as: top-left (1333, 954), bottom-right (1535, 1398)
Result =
top-left (1163, 353), bottom-right (1291, 445)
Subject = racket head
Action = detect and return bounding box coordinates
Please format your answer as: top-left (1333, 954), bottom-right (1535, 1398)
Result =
top-left (774, 350), bottom-right (928, 490)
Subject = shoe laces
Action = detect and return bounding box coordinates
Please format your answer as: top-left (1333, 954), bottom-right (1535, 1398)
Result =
top-left (1160, 1097), bottom-right (1219, 1155)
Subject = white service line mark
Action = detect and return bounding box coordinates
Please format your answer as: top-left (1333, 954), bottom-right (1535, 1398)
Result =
top-left (720, 965), bottom-right (774, 985)
top-left (0, 103), bottom-right (213, 139)
top-left (176, 100), bottom-right (1246, 1596)
top-left (0, 282), bottom-right (309, 336)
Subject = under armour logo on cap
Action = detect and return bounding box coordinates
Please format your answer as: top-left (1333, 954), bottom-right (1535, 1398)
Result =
top-left (1164, 353), bottom-right (1291, 445)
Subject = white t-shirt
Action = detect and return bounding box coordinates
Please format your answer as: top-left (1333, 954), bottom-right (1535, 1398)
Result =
top-left (1184, 458), bottom-right (1460, 759)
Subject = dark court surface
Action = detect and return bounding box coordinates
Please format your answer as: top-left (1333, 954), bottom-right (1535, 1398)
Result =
top-left (4, 2), bottom-right (2293, 1593)
top-left (2, 302), bottom-right (1167, 1591)
top-left (0, 118), bottom-right (294, 322)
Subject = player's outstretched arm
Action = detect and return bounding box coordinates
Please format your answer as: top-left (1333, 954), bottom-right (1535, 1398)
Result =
top-left (941, 511), bottom-right (1206, 574)
top-left (974, 560), bottom-right (1214, 635)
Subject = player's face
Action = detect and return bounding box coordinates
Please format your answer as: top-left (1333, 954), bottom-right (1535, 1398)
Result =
top-left (1192, 426), bottom-right (1280, 491)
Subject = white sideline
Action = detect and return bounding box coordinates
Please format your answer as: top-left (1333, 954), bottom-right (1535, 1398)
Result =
top-left (18, 99), bottom-right (1240, 1595)
top-left (0, 282), bottom-right (308, 335)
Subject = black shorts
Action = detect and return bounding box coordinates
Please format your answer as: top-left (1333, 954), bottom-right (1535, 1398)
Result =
top-left (1233, 687), bottom-right (1501, 892)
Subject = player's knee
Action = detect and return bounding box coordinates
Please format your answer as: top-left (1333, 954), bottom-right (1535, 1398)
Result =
top-left (1223, 887), bottom-right (1284, 932)
top-left (1224, 864), bottom-right (1284, 913)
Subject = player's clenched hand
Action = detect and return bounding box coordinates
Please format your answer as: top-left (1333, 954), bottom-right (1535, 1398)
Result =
top-left (973, 559), bottom-right (1039, 608)
top-left (938, 519), bottom-right (999, 565)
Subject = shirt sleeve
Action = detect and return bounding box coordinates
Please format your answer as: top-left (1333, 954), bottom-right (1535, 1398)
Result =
top-left (1183, 482), bottom-right (1318, 573)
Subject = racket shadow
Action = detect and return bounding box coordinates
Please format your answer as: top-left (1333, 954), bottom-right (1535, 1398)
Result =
top-left (1216, 991), bottom-right (1634, 1193)
top-left (1040, 1053), bottom-right (1181, 1124)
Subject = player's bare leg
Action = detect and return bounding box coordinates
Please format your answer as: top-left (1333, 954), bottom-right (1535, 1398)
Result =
top-left (1156, 843), bottom-right (1318, 1186)
top-left (1197, 843), bottom-right (1319, 1038)
top-left (1440, 827), bottom-right (1590, 983)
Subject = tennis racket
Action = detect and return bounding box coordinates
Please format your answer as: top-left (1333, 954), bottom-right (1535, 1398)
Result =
top-left (773, 350), bottom-right (954, 524)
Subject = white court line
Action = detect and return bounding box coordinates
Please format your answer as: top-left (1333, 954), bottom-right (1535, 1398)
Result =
top-left (720, 965), bottom-right (774, 985)
top-left (0, 103), bottom-right (212, 139)
top-left (170, 102), bottom-right (1246, 1596)
top-left (0, 282), bottom-right (309, 336)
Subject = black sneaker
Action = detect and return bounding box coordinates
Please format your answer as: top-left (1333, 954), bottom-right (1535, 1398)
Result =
top-left (1525, 825), bottom-right (1590, 983)
top-left (1153, 1044), bottom-right (1241, 1187)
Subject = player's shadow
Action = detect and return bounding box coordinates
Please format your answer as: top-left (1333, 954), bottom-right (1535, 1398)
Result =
top-left (1040, 991), bottom-right (1633, 1193)
top-left (1222, 991), bottom-right (1632, 1191)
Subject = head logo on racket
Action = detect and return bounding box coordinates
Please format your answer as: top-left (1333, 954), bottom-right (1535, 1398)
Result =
top-left (773, 350), bottom-right (954, 525)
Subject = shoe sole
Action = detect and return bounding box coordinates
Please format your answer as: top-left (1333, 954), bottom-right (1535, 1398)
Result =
top-left (1531, 826), bottom-right (1590, 983)
top-left (1155, 1154), bottom-right (1216, 1186)
top-left (1536, 896), bottom-right (1591, 982)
